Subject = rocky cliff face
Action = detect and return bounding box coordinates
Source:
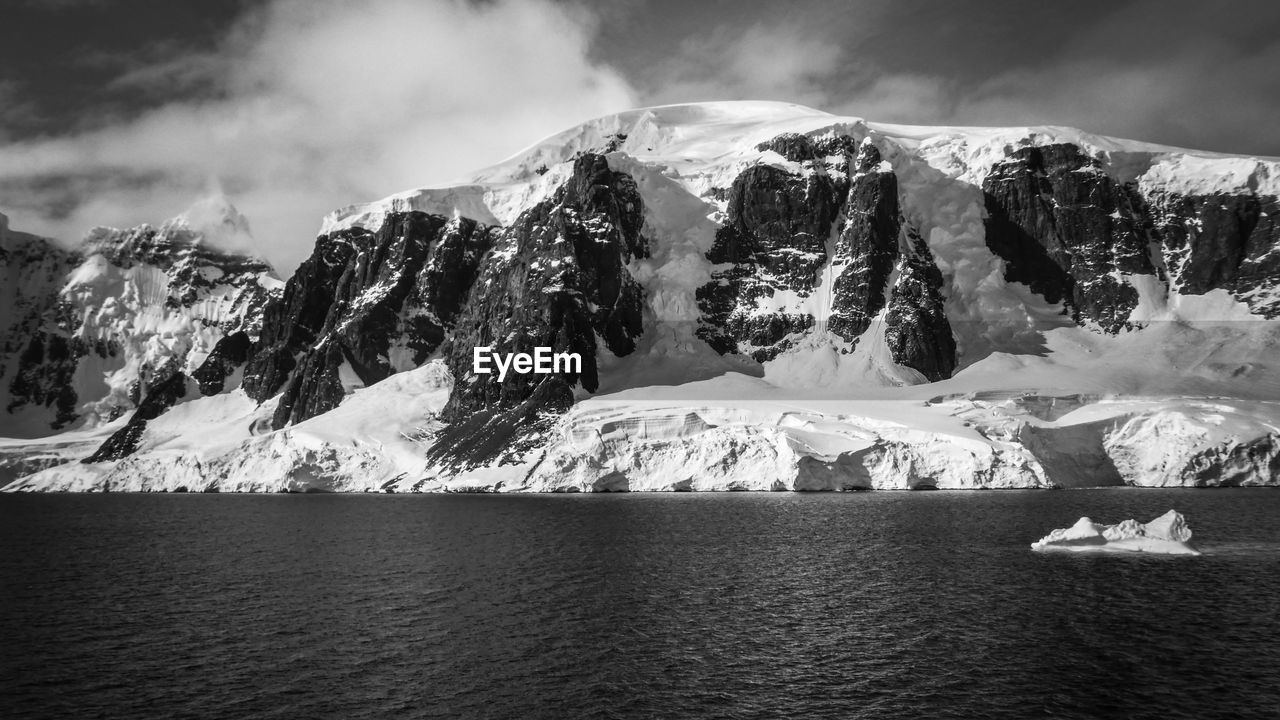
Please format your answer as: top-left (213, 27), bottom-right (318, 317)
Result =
top-left (696, 160), bottom-right (838, 360)
top-left (982, 144), bottom-right (1156, 332)
top-left (1149, 191), bottom-right (1280, 314)
top-left (982, 143), bottom-right (1280, 329)
top-left (430, 153), bottom-right (646, 465)
top-left (885, 228), bottom-right (956, 381)
top-left (828, 142), bottom-right (900, 343)
top-left (242, 211), bottom-right (494, 428)
top-left (696, 134), bottom-right (956, 377)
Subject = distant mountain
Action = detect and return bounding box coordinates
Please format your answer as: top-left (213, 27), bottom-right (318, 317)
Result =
top-left (0, 198), bottom-right (281, 437)
top-left (4, 102), bottom-right (1279, 492)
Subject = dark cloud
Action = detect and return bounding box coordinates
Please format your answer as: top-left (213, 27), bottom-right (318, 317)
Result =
top-left (937, 0), bottom-right (1280, 155)
top-left (1, 0), bottom-right (1277, 274)
top-left (621, 0), bottom-right (1280, 155)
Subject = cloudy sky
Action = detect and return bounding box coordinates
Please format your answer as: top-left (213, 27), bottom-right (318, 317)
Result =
top-left (2, 0), bottom-right (1278, 271)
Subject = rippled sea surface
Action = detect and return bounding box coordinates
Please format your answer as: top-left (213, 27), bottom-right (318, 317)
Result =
top-left (2, 490), bottom-right (1279, 719)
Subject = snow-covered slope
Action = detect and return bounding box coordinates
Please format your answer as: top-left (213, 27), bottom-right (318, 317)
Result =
top-left (6, 102), bottom-right (1280, 492)
top-left (4, 361), bottom-right (451, 493)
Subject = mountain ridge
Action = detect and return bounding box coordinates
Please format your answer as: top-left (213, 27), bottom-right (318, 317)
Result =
top-left (0, 199), bottom-right (281, 440)
top-left (4, 101), bottom-right (1279, 491)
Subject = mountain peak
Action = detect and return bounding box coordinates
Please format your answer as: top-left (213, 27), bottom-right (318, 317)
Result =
top-left (167, 193), bottom-right (254, 253)
top-left (76, 193), bottom-right (269, 273)
top-left (322, 101), bottom-right (1279, 242)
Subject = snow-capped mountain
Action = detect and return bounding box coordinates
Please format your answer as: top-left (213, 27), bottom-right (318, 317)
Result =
top-left (0, 197), bottom-right (282, 440)
top-left (5, 101), bottom-right (1280, 492)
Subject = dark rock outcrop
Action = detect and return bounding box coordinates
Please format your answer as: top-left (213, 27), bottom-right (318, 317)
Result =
top-left (239, 153), bottom-right (647, 461)
top-left (84, 373), bottom-right (190, 463)
top-left (243, 212), bottom-right (494, 428)
top-left (5, 326), bottom-right (85, 429)
top-left (427, 376), bottom-right (575, 470)
top-left (829, 142), bottom-right (899, 342)
top-left (983, 142), bottom-right (1280, 325)
top-left (885, 229), bottom-right (957, 380)
top-left (1, 220), bottom-right (85, 429)
top-left (0, 220), bottom-right (81, 382)
top-left (982, 143), bottom-right (1156, 332)
top-left (755, 133), bottom-right (862, 164)
top-left (1149, 191), bottom-right (1280, 316)
top-left (756, 133), bottom-right (818, 163)
top-left (697, 162), bottom-right (841, 360)
top-left (699, 135), bottom-right (956, 377)
top-left (190, 331), bottom-right (253, 396)
top-left (440, 153), bottom-right (647, 426)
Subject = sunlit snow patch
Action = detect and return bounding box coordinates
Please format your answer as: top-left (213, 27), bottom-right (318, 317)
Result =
top-left (1031, 510), bottom-right (1201, 555)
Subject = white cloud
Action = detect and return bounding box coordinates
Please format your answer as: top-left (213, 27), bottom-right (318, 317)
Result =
top-left (0, 0), bottom-right (637, 272)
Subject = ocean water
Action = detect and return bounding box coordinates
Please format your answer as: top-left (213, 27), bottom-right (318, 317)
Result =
top-left (2, 489), bottom-right (1278, 720)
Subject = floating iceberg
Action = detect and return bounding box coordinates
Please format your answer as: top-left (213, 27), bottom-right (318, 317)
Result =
top-left (1031, 510), bottom-right (1201, 555)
